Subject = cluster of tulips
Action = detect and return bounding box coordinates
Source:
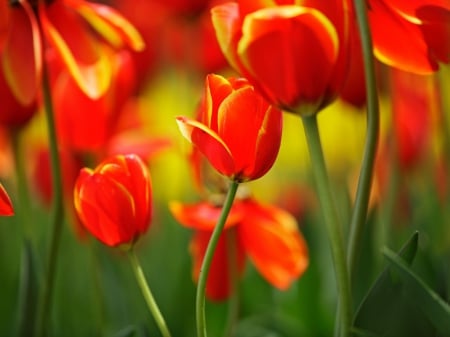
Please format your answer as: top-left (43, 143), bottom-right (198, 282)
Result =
top-left (0, 0), bottom-right (449, 337)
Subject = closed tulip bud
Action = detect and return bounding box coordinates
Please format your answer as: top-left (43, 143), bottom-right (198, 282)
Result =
top-left (74, 154), bottom-right (152, 248)
top-left (176, 74), bottom-right (282, 182)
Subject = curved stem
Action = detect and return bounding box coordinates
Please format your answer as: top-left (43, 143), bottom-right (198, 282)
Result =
top-left (347, 0), bottom-right (380, 279)
top-left (302, 116), bottom-right (351, 337)
top-left (196, 181), bottom-right (239, 337)
top-left (35, 61), bottom-right (65, 337)
top-left (127, 249), bottom-right (172, 337)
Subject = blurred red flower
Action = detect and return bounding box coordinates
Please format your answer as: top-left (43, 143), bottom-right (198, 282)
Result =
top-left (176, 74), bottom-right (282, 182)
top-left (1, 0), bottom-right (144, 106)
top-left (0, 183), bottom-right (14, 216)
top-left (170, 197), bottom-right (308, 301)
top-left (211, 0), bottom-right (352, 115)
top-left (368, 0), bottom-right (450, 74)
top-left (74, 154), bottom-right (152, 247)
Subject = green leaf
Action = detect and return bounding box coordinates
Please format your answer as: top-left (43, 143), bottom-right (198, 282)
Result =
top-left (383, 247), bottom-right (450, 335)
top-left (353, 232), bottom-right (421, 336)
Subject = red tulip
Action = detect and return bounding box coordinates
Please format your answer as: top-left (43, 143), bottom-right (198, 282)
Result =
top-left (0, 183), bottom-right (14, 216)
top-left (74, 154), bottom-right (152, 247)
top-left (170, 197), bottom-right (308, 301)
top-left (368, 0), bottom-right (450, 74)
top-left (211, 0), bottom-right (352, 115)
top-left (176, 74), bottom-right (282, 182)
top-left (53, 49), bottom-right (136, 153)
top-left (1, 0), bottom-right (144, 106)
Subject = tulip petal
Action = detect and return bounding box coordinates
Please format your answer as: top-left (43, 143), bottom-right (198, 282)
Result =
top-left (0, 183), bottom-right (14, 216)
top-left (39, 0), bottom-right (112, 99)
top-left (369, 0), bottom-right (438, 74)
top-left (67, 0), bottom-right (145, 51)
top-left (238, 6), bottom-right (339, 113)
top-left (169, 201), bottom-right (243, 231)
top-left (190, 229), bottom-right (245, 301)
top-left (0, 1), bottom-right (9, 51)
top-left (2, 2), bottom-right (41, 106)
top-left (384, 0), bottom-right (450, 24)
top-left (239, 200), bottom-right (308, 289)
top-left (204, 74), bottom-right (234, 129)
top-left (211, 3), bottom-right (244, 72)
top-left (218, 87), bottom-right (281, 180)
top-left (176, 116), bottom-right (235, 177)
top-left (74, 168), bottom-right (137, 246)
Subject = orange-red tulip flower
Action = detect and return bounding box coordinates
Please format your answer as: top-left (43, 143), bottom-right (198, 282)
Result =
top-left (1, 0), bottom-right (144, 106)
top-left (74, 154), bottom-right (152, 247)
top-left (211, 0), bottom-right (352, 115)
top-left (368, 0), bottom-right (450, 74)
top-left (53, 49), bottom-right (136, 153)
top-left (170, 197), bottom-right (308, 301)
top-left (0, 183), bottom-right (14, 216)
top-left (176, 74), bottom-right (282, 182)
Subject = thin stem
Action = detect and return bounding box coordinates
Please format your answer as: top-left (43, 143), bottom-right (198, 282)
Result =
top-left (35, 59), bottom-right (65, 337)
top-left (127, 249), bottom-right (172, 337)
top-left (347, 0), bottom-right (380, 279)
top-left (196, 181), bottom-right (239, 337)
top-left (302, 116), bottom-right (351, 337)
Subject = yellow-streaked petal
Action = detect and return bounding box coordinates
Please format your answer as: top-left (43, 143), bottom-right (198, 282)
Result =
top-left (39, 1), bottom-right (112, 99)
top-left (68, 0), bottom-right (145, 52)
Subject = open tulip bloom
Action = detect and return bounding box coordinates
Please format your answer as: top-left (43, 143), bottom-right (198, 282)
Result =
top-left (170, 197), bottom-right (309, 301)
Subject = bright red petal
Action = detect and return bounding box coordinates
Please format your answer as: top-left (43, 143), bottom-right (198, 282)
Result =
top-left (239, 199), bottom-right (308, 289)
top-left (0, 183), bottom-right (14, 216)
top-left (369, 0), bottom-right (438, 73)
top-left (0, 1), bottom-right (9, 52)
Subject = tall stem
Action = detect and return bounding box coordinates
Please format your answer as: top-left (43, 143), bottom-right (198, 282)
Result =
top-left (302, 116), bottom-right (351, 337)
top-left (196, 181), bottom-right (239, 337)
top-left (347, 0), bottom-right (380, 279)
top-left (35, 61), bottom-right (65, 337)
top-left (127, 249), bottom-right (172, 337)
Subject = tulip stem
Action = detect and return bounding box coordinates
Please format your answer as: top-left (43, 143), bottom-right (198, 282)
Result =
top-left (347, 0), bottom-right (380, 280)
top-left (196, 180), bottom-right (239, 337)
top-left (302, 116), bottom-right (351, 337)
top-left (127, 249), bottom-right (172, 337)
top-left (35, 59), bottom-right (65, 337)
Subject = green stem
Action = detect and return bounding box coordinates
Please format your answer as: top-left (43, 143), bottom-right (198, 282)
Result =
top-left (35, 61), bottom-right (65, 337)
top-left (302, 116), bottom-right (351, 337)
top-left (347, 0), bottom-right (380, 279)
top-left (127, 249), bottom-right (172, 337)
top-left (196, 181), bottom-right (239, 337)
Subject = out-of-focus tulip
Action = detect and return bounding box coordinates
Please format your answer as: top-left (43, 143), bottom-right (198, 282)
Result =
top-left (211, 0), bottom-right (352, 116)
top-left (368, 0), bottom-right (450, 74)
top-left (0, 2), bottom-right (9, 52)
top-left (170, 196), bottom-right (308, 301)
top-left (176, 74), bottom-right (282, 182)
top-left (53, 49), bottom-right (136, 153)
top-left (1, 0), bottom-right (144, 106)
top-left (74, 154), bottom-right (152, 247)
top-left (0, 183), bottom-right (14, 216)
